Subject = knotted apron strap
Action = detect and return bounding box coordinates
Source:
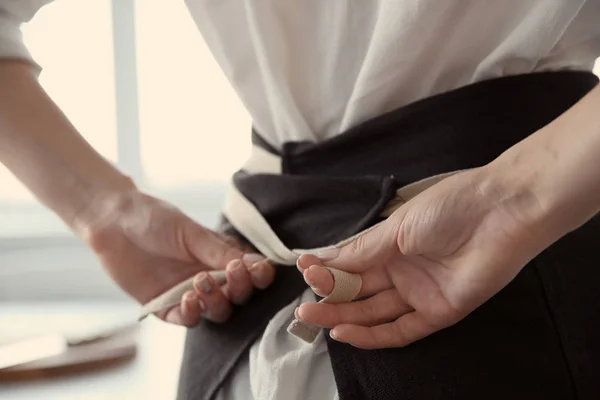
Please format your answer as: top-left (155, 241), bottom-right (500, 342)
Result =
top-left (138, 181), bottom-right (366, 343)
top-left (138, 146), bottom-right (461, 343)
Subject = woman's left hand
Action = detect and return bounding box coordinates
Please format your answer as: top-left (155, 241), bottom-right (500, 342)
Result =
top-left (295, 166), bottom-right (556, 349)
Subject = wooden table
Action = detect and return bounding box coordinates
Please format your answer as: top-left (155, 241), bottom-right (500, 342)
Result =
top-left (0, 301), bottom-right (186, 400)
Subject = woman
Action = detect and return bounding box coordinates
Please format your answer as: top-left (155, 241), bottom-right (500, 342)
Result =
top-left (1, 1), bottom-right (599, 399)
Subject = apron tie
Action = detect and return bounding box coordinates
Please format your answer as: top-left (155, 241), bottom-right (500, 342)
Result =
top-left (138, 146), bottom-right (460, 343)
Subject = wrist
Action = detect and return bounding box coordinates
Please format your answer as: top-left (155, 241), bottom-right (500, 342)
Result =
top-left (0, 60), bottom-right (140, 237)
top-left (482, 141), bottom-right (598, 253)
top-left (474, 161), bottom-right (553, 250)
top-left (70, 173), bottom-right (138, 239)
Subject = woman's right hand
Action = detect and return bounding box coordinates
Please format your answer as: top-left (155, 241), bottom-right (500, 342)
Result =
top-left (80, 189), bottom-right (275, 327)
top-left (0, 62), bottom-right (275, 328)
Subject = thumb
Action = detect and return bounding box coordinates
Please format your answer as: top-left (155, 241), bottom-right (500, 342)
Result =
top-left (183, 220), bottom-right (245, 269)
top-left (316, 218), bottom-right (400, 273)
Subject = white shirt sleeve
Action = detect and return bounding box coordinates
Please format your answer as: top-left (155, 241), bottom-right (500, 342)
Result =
top-left (0, 0), bottom-right (54, 66)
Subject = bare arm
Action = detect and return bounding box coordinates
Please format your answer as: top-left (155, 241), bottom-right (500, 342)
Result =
top-left (0, 60), bottom-right (275, 325)
top-left (0, 61), bottom-right (134, 234)
top-left (488, 83), bottom-right (600, 248)
top-left (297, 80), bottom-right (600, 349)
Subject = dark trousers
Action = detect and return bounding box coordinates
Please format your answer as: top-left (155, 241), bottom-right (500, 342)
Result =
top-left (178, 71), bottom-right (600, 400)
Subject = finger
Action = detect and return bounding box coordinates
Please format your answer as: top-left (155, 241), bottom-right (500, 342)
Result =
top-left (303, 264), bottom-right (333, 297)
top-left (193, 272), bottom-right (233, 323)
top-left (183, 221), bottom-right (244, 269)
top-left (163, 306), bottom-right (186, 326)
top-left (297, 289), bottom-right (412, 328)
top-left (315, 219), bottom-right (401, 273)
top-left (214, 233), bottom-right (257, 255)
top-left (303, 264), bottom-right (393, 299)
top-left (330, 312), bottom-right (437, 349)
top-left (225, 259), bottom-right (254, 305)
top-left (297, 254), bottom-right (320, 271)
top-left (214, 232), bottom-right (244, 249)
top-left (180, 290), bottom-right (206, 326)
top-left (162, 290), bottom-right (204, 327)
top-left (242, 252), bottom-right (266, 267)
top-left (247, 259), bottom-right (275, 289)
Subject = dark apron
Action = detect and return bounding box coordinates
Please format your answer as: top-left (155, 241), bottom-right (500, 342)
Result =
top-left (177, 71), bottom-right (600, 400)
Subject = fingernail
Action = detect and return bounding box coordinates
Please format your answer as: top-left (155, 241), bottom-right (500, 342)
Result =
top-left (330, 329), bottom-right (338, 340)
top-left (198, 298), bottom-right (206, 312)
top-left (248, 261), bottom-right (262, 273)
top-left (196, 274), bottom-right (213, 294)
top-left (294, 307), bottom-right (301, 320)
top-left (303, 268), bottom-right (317, 287)
top-left (229, 260), bottom-right (245, 280)
top-left (316, 248), bottom-right (339, 261)
top-left (185, 292), bottom-right (198, 303)
top-left (248, 262), bottom-right (267, 286)
top-left (243, 253), bottom-right (265, 266)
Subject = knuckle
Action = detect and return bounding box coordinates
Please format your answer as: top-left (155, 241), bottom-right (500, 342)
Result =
top-left (357, 301), bottom-right (377, 324)
top-left (214, 232), bottom-right (245, 250)
top-left (251, 262), bottom-right (275, 289)
top-left (214, 244), bottom-right (243, 265)
top-left (192, 236), bottom-right (243, 267)
top-left (347, 234), bottom-right (368, 257)
top-left (223, 234), bottom-right (245, 249)
top-left (183, 220), bottom-right (236, 257)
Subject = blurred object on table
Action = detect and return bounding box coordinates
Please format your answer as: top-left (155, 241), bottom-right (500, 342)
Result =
top-left (0, 322), bottom-right (138, 381)
top-left (0, 302), bottom-right (138, 382)
top-left (0, 302), bottom-right (185, 400)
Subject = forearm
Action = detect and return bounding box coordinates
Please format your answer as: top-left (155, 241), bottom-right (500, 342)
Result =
top-left (0, 60), bottom-right (135, 232)
top-left (488, 83), bottom-right (600, 245)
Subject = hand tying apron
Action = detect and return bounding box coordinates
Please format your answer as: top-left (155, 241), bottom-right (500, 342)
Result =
top-left (143, 71), bottom-right (600, 400)
top-left (139, 145), bottom-right (459, 343)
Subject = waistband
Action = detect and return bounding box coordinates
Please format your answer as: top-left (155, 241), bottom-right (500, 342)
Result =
top-left (254, 70), bottom-right (598, 181)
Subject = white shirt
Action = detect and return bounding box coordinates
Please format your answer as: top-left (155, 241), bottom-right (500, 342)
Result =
top-left (2, 1), bottom-right (600, 399)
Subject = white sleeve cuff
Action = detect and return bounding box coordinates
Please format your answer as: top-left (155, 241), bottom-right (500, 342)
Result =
top-left (0, 12), bottom-right (41, 72)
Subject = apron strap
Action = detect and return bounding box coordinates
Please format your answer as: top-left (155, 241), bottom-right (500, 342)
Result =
top-left (138, 146), bottom-right (461, 343)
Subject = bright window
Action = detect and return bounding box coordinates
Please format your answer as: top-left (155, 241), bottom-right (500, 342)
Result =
top-left (0, 0), bottom-right (117, 204)
top-left (0, 0), bottom-right (251, 239)
top-left (0, 2), bottom-right (599, 239)
top-left (135, 0), bottom-right (251, 188)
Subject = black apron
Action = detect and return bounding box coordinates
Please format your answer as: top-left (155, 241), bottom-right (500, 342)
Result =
top-left (178, 71), bottom-right (600, 400)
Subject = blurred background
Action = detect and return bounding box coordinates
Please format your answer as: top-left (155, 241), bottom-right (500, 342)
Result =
top-left (0, 0), bottom-right (251, 399)
top-left (0, 0), bottom-right (252, 301)
top-left (1, 1), bottom-right (600, 399)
